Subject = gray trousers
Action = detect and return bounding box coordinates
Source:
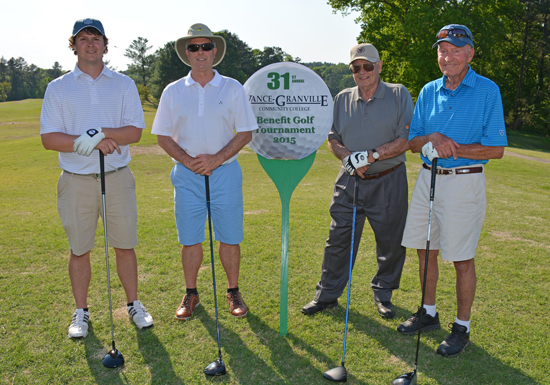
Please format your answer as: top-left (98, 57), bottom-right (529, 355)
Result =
top-left (315, 164), bottom-right (408, 303)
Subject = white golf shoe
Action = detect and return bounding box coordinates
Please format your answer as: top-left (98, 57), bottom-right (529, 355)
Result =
top-left (127, 300), bottom-right (154, 329)
top-left (68, 308), bottom-right (90, 338)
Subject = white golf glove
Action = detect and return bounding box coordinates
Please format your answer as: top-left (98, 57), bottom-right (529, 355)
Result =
top-left (421, 142), bottom-right (439, 161)
top-left (342, 151), bottom-right (370, 175)
top-left (73, 127), bottom-right (105, 156)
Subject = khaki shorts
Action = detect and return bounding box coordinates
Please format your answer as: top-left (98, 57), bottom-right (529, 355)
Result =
top-left (401, 165), bottom-right (486, 261)
top-left (57, 166), bottom-right (138, 256)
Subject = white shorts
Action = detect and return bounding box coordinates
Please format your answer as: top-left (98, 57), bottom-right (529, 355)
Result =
top-left (401, 165), bottom-right (486, 261)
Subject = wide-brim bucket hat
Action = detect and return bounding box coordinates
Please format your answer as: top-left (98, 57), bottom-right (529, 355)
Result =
top-left (175, 23), bottom-right (226, 67)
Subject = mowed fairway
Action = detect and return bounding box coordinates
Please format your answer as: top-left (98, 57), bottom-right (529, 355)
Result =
top-left (0, 99), bottom-right (549, 384)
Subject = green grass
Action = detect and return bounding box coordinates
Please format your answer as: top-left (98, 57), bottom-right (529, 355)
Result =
top-left (1, 99), bottom-right (549, 384)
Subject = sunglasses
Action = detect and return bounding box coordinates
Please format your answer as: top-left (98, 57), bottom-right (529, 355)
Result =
top-left (436, 28), bottom-right (471, 40)
top-left (187, 43), bottom-right (215, 52)
top-left (350, 62), bottom-right (377, 74)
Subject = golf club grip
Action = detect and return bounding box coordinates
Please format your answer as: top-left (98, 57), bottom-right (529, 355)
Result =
top-left (429, 158), bottom-right (437, 201)
top-left (99, 150), bottom-right (105, 195)
top-left (205, 175), bottom-right (210, 204)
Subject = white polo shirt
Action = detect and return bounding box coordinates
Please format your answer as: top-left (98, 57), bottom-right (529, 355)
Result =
top-left (152, 70), bottom-right (257, 165)
top-left (40, 64), bottom-right (145, 174)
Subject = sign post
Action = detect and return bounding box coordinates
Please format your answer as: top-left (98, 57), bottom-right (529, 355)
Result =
top-left (244, 62), bottom-right (333, 336)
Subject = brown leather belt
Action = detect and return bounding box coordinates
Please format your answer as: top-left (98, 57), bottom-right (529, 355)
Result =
top-left (422, 163), bottom-right (483, 175)
top-left (63, 166), bottom-right (127, 178)
top-left (362, 162), bottom-right (403, 180)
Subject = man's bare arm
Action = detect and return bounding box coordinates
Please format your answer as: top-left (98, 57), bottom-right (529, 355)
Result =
top-left (371, 138), bottom-right (409, 162)
top-left (411, 132), bottom-right (503, 160)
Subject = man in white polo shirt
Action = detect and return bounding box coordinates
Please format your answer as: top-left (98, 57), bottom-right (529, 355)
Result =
top-left (152, 23), bottom-right (257, 321)
top-left (40, 18), bottom-right (154, 338)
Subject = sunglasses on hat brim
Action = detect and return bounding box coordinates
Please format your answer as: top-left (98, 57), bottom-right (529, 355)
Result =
top-left (436, 28), bottom-right (471, 40)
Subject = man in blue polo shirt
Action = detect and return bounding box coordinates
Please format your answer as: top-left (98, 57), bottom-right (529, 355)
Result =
top-left (399, 24), bottom-right (507, 358)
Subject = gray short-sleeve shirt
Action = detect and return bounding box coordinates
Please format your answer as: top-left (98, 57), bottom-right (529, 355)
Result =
top-left (328, 81), bottom-right (414, 173)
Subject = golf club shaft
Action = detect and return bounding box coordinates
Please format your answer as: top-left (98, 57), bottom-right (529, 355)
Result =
top-left (413, 157), bottom-right (438, 369)
top-left (99, 151), bottom-right (116, 349)
top-left (205, 175), bottom-right (222, 361)
top-left (341, 175), bottom-right (359, 365)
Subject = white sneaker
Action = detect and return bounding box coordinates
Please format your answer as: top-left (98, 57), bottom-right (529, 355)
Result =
top-left (127, 300), bottom-right (154, 329)
top-left (68, 308), bottom-right (90, 338)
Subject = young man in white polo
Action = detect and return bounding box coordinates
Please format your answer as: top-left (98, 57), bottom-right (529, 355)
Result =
top-left (40, 18), bottom-right (154, 338)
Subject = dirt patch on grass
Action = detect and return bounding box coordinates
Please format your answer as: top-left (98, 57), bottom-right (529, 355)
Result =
top-left (131, 145), bottom-right (166, 156)
top-left (490, 231), bottom-right (550, 249)
top-left (244, 209), bottom-right (269, 215)
top-left (505, 150), bottom-right (550, 164)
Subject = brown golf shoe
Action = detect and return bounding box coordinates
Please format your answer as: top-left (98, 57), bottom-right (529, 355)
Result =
top-left (175, 293), bottom-right (200, 320)
top-left (226, 291), bottom-right (248, 318)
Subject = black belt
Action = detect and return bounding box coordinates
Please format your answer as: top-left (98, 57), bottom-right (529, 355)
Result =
top-left (362, 162), bottom-right (403, 180)
top-left (63, 166), bottom-right (127, 178)
top-left (422, 163), bottom-right (483, 175)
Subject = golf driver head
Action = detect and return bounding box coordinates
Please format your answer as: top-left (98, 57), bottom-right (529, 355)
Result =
top-left (102, 349), bottom-right (124, 368)
top-left (323, 365), bottom-right (347, 382)
top-left (204, 358), bottom-right (226, 376)
top-left (392, 370), bottom-right (417, 385)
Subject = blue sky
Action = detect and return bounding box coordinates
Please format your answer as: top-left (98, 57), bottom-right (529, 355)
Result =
top-left (3, 0), bottom-right (362, 72)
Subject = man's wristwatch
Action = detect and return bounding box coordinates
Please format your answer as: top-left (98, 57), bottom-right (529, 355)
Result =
top-left (371, 149), bottom-right (380, 162)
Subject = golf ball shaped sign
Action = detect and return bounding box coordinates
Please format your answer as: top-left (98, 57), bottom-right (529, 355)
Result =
top-left (244, 62), bottom-right (334, 160)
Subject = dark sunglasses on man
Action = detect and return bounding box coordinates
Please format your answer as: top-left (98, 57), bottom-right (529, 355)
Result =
top-left (187, 43), bottom-right (215, 52)
top-left (350, 61), bottom-right (377, 74)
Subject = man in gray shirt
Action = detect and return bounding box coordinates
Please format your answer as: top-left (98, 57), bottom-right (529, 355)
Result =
top-left (302, 43), bottom-right (413, 319)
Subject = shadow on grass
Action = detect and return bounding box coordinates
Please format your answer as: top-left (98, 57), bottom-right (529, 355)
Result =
top-left (84, 322), bottom-right (181, 384)
top-left (321, 303), bottom-right (540, 385)
top-left (135, 325), bottom-right (181, 384)
top-left (83, 322), bottom-right (127, 385)
top-left (196, 310), bottom-right (339, 383)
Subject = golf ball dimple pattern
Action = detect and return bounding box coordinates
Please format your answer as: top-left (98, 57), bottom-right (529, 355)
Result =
top-left (244, 62), bottom-right (334, 160)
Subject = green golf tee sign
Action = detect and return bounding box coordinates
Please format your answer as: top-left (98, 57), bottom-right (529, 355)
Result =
top-left (257, 152), bottom-right (316, 336)
top-left (244, 62), bottom-right (333, 336)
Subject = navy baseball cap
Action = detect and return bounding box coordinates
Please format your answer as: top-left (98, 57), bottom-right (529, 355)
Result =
top-left (433, 24), bottom-right (473, 48)
top-left (72, 18), bottom-right (105, 36)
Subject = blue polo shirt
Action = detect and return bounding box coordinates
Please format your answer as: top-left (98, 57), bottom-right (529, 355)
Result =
top-left (409, 66), bottom-right (508, 168)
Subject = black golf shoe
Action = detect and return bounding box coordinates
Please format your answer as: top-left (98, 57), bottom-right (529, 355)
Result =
top-left (301, 299), bottom-right (338, 315)
top-left (437, 322), bottom-right (470, 357)
top-left (397, 307), bottom-right (440, 335)
top-left (375, 300), bottom-right (395, 319)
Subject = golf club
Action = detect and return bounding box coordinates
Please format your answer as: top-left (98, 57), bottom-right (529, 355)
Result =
top-left (392, 158), bottom-right (438, 385)
top-left (203, 175), bottom-right (227, 376)
top-left (99, 150), bottom-right (125, 369)
top-left (324, 175), bottom-right (359, 383)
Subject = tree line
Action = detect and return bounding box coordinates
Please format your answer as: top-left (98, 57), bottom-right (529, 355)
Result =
top-left (328, 0), bottom-right (550, 136)
top-left (1, 0), bottom-right (549, 136)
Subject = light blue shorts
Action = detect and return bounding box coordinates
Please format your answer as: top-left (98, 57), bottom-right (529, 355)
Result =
top-left (170, 161), bottom-right (244, 246)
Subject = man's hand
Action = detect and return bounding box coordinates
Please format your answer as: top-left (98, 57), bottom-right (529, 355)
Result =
top-left (428, 132), bottom-right (460, 160)
top-left (73, 127), bottom-right (105, 156)
top-left (189, 154), bottom-right (222, 176)
top-left (421, 142), bottom-right (439, 161)
top-left (342, 151), bottom-right (371, 175)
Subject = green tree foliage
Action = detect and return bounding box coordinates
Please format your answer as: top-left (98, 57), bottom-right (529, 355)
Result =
top-left (329, 0), bottom-right (549, 135)
top-left (0, 82), bottom-right (11, 102)
top-left (214, 31), bottom-right (248, 84)
top-left (303, 62), bottom-right (357, 97)
top-left (149, 41), bottom-right (189, 101)
top-left (217, 30), bottom-right (258, 78)
top-left (124, 37), bottom-right (154, 86)
top-left (0, 57), bottom-right (65, 101)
